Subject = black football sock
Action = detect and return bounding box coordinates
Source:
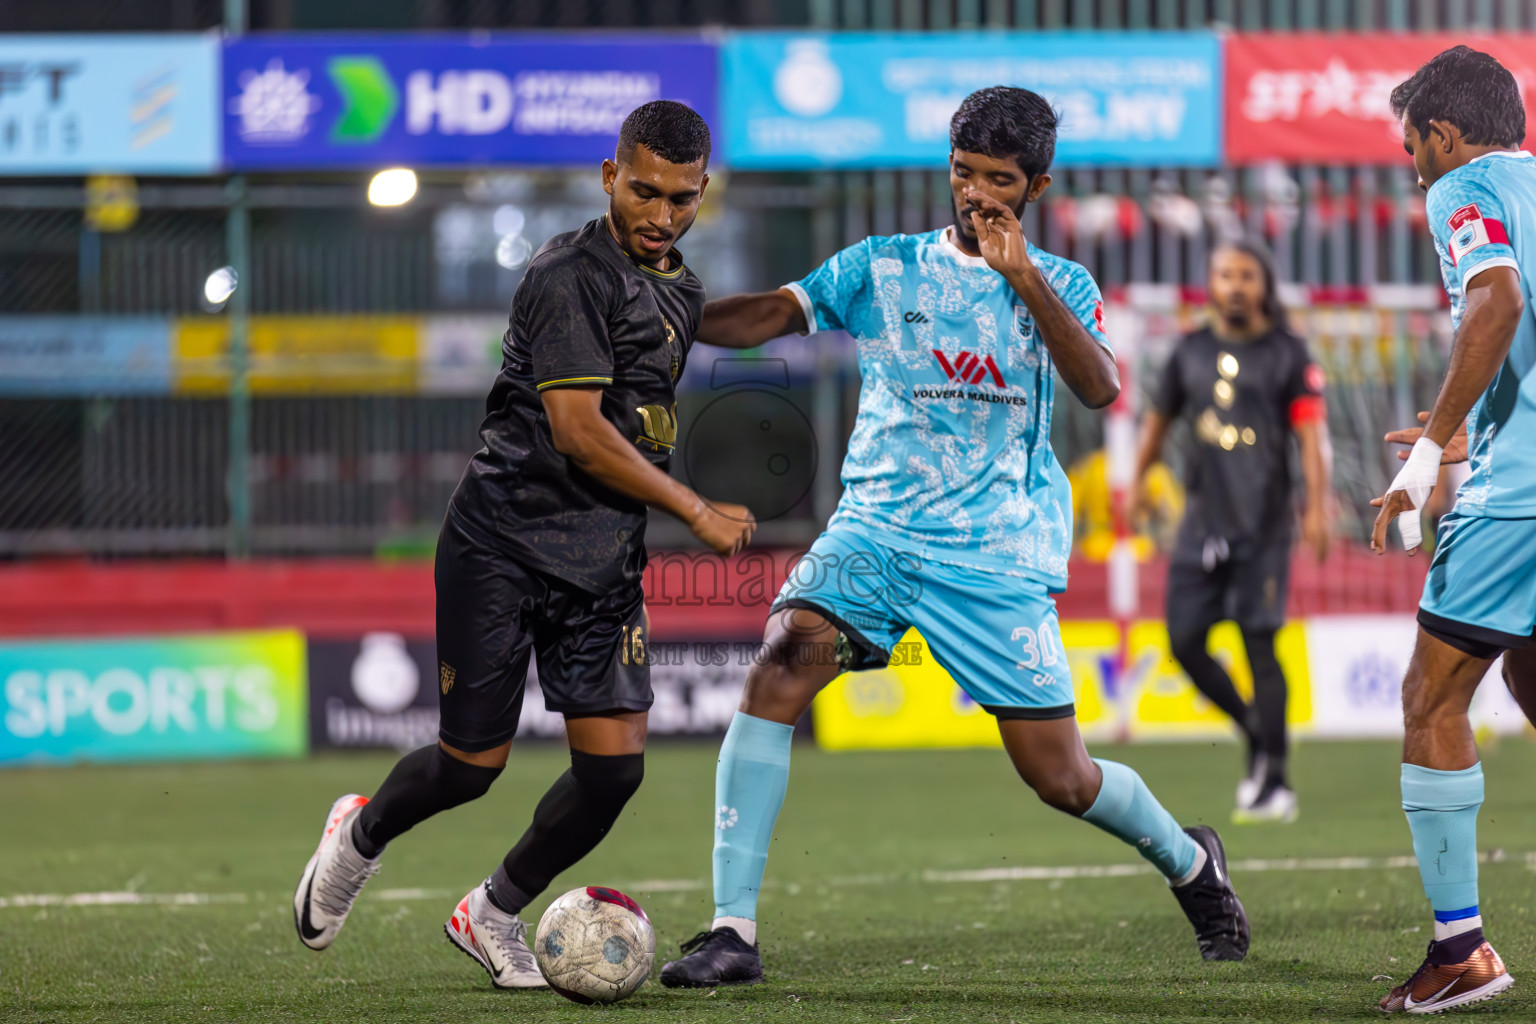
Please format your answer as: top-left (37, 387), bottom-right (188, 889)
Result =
top-left (490, 750), bottom-right (645, 914)
top-left (352, 744), bottom-right (502, 858)
top-left (1169, 628), bottom-right (1258, 751)
top-left (1242, 628), bottom-right (1289, 788)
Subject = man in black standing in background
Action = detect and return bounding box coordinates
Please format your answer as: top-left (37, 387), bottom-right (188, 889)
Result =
top-left (1132, 239), bottom-right (1331, 824)
top-left (290, 100), bottom-right (758, 989)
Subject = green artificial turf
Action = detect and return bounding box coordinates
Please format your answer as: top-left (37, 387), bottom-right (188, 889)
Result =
top-left (6, 738), bottom-right (1536, 1022)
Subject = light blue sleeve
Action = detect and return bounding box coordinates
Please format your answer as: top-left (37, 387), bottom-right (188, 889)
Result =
top-left (1427, 171), bottom-right (1519, 288)
top-left (785, 239), bottom-right (872, 335)
top-left (1044, 260), bottom-right (1113, 354)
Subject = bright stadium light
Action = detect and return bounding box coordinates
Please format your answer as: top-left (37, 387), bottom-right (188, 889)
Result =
top-left (368, 168), bottom-right (418, 207)
top-left (203, 266), bottom-right (238, 309)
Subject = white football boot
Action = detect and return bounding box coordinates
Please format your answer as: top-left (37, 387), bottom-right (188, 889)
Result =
top-left (1235, 753), bottom-right (1266, 812)
top-left (1232, 782), bottom-right (1299, 824)
top-left (293, 794), bottom-right (381, 950)
top-left (445, 882), bottom-right (548, 989)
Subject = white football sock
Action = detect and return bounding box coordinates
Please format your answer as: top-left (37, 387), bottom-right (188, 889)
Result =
top-left (1435, 915), bottom-right (1482, 942)
top-left (712, 915), bottom-right (756, 945)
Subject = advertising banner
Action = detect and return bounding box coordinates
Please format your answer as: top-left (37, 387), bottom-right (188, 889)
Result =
top-left (0, 35), bottom-right (219, 175)
top-left (1226, 34), bottom-right (1536, 164)
top-left (223, 35), bottom-right (718, 170)
top-left (722, 31), bottom-right (1221, 169)
top-left (814, 615), bottom-right (1532, 750)
top-left (421, 315), bottom-right (505, 395)
top-left (174, 316), bottom-right (419, 394)
top-left (0, 317), bottom-right (170, 395)
top-left (308, 633), bottom-right (754, 750)
top-left (0, 630), bottom-right (307, 766)
top-left (814, 620), bottom-right (1313, 750)
top-left (1304, 615), bottom-right (1519, 737)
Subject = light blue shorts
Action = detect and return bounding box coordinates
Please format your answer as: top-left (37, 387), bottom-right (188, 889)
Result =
top-left (1419, 511), bottom-right (1536, 656)
top-left (771, 527), bottom-right (1075, 718)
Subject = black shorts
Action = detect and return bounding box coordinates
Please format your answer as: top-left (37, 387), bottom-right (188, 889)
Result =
top-left (1166, 542), bottom-right (1291, 639)
top-left (434, 513), bottom-right (651, 753)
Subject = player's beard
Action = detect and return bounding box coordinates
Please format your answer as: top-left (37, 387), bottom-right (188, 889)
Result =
top-left (607, 203), bottom-right (675, 267)
top-left (1220, 306), bottom-right (1252, 333)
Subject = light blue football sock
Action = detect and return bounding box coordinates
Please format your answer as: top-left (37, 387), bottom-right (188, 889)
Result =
top-left (1402, 762), bottom-right (1483, 920)
top-left (712, 712), bottom-right (794, 922)
top-left (1082, 758), bottom-right (1200, 881)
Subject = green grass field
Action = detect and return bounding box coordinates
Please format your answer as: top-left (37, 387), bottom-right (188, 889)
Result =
top-left (7, 738), bottom-right (1536, 1023)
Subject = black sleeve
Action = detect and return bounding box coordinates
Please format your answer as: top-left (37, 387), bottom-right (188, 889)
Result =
top-left (1151, 344), bottom-right (1186, 419)
top-left (1280, 333), bottom-right (1323, 404)
top-left (518, 246), bottom-right (618, 392)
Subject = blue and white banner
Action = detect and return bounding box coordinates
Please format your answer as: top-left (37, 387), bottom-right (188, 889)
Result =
top-left (223, 35), bottom-right (718, 170)
top-left (0, 317), bottom-right (171, 395)
top-left (0, 36), bottom-right (219, 175)
top-left (722, 32), bottom-right (1221, 169)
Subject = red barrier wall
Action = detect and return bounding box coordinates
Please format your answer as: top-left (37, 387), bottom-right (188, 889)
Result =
top-left (0, 546), bottom-right (1426, 641)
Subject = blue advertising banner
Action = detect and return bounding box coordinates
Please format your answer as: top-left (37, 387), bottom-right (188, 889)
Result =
top-left (0, 36), bottom-right (219, 175)
top-left (722, 32), bottom-right (1221, 169)
top-left (0, 317), bottom-right (171, 395)
top-left (223, 34), bottom-right (718, 170)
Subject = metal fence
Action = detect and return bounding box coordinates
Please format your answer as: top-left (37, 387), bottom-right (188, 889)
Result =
top-left (0, 0), bottom-right (1494, 560)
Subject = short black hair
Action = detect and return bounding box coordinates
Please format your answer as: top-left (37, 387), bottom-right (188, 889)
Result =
top-left (1390, 45), bottom-right (1525, 148)
top-left (1211, 236), bottom-right (1290, 334)
top-left (949, 86), bottom-right (1060, 179)
top-left (616, 100), bottom-right (711, 168)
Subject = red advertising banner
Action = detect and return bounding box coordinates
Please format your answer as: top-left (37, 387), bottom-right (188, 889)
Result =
top-left (1226, 34), bottom-right (1536, 165)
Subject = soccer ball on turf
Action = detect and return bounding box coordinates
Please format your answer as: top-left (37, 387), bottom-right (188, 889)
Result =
top-left (534, 886), bottom-right (656, 1004)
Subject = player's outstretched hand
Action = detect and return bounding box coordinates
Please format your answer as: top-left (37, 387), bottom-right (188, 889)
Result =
top-left (690, 500), bottom-right (756, 557)
top-left (1385, 411), bottom-right (1470, 464)
top-left (966, 189), bottom-right (1032, 279)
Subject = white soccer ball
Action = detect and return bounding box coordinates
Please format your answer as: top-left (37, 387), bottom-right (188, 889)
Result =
top-left (534, 886), bottom-right (656, 1004)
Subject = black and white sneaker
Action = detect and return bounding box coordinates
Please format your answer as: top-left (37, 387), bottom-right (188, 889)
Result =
top-left (659, 927), bottom-right (764, 988)
top-left (1171, 825), bottom-right (1249, 961)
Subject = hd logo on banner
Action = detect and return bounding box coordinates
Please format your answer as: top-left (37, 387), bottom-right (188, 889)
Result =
top-left (222, 35), bottom-right (718, 170)
top-left (0, 631), bottom-right (307, 766)
top-left (722, 32), bottom-right (1221, 169)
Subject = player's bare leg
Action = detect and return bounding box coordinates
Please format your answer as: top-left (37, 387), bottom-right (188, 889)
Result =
top-left (998, 717), bottom-right (1248, 961)
top-left (449, 712), bottom-right (647, 990)
top-left (660, 608), bottom-right (843, 987)
top-left (1381, 630), bottom-right (1513, 1013)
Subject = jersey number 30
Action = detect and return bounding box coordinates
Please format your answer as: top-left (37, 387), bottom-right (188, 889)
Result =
top-left (1011, 619), bottom-right (1062, 678)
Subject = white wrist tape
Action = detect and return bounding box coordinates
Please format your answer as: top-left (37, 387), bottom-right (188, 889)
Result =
top-left (1387, 437), bottom-right (1443, 549)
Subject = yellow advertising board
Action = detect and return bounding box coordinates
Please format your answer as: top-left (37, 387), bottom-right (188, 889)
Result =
top-left (813, 620), bottom-right (1310, 750)
top-left (174, 316), bottom-right (419, 394)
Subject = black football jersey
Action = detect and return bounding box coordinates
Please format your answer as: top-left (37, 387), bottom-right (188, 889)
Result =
top-left (449, 216), bottom-right (705, 592)
top-left (1153, 326), bottom-right (1323, 558)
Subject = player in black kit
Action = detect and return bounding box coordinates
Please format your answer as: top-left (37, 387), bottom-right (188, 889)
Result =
top-left (290, 101), bottom-right (756, 988)
top-left (1132, 239), bottom-right (1330, 824)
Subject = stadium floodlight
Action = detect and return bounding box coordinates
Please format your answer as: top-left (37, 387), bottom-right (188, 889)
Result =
top-left (203, 266), bottom-right (238, 309)
top-left (368, 168), bottom-right (418, 207)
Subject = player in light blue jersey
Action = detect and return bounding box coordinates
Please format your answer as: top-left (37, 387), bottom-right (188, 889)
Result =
top-left (1371, 46), bottom-right (1535, 1014)
top-left (660, 87), bottom-right (1248, 989)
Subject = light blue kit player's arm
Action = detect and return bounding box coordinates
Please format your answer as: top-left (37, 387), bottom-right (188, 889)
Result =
top-left (695, 241), bottom-right (869, 348)
top-left (965, 189), bottom-right (1120, 408)
top-left (1372, 178), bottom-right (1526, 552)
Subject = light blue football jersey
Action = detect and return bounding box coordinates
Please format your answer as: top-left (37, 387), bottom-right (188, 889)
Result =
top-left (786, 227), bottom-right (1111, 590)
top-left (1427, 150), bottom-right (1536, 517)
